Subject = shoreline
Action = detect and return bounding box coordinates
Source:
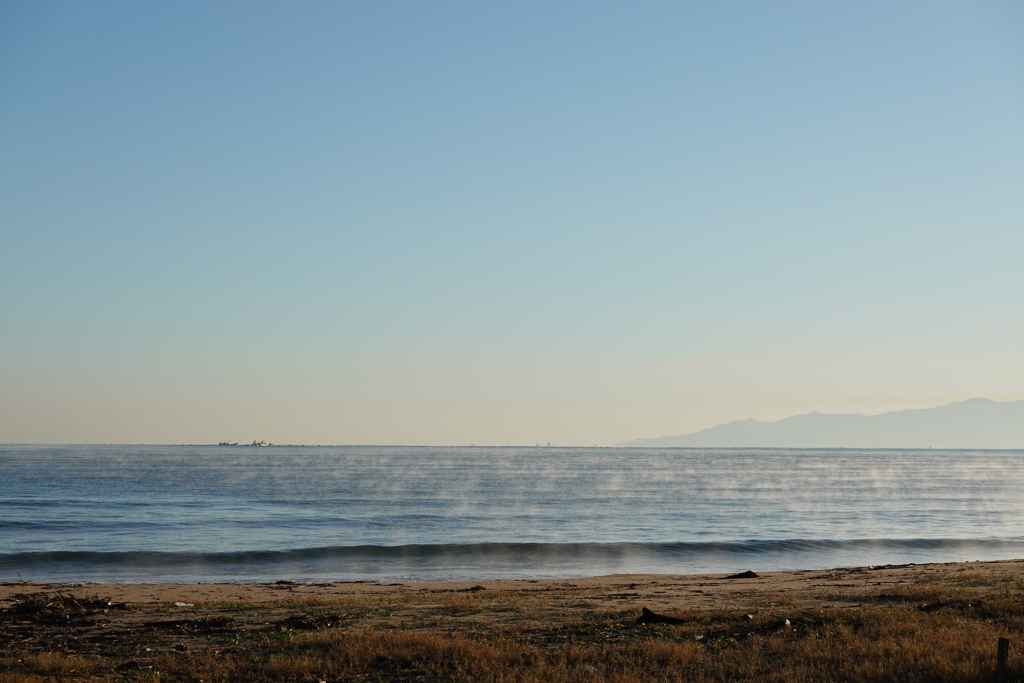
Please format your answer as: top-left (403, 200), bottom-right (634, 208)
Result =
top-left (5, 558), bottom-right (1023, 610)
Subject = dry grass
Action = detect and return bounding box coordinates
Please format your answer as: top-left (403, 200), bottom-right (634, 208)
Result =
top-left (3, 574), bottom-right (1024, 682)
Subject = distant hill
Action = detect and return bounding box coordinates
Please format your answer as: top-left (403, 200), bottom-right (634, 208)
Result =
top-left (618, 398), bottom-right (1024, 448)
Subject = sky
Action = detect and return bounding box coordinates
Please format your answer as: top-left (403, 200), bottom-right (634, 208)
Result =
top-left (1, 1), bottom-right (1022, 446)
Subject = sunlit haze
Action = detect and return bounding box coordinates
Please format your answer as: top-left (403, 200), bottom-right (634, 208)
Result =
top-left (2, 1), bottom-right (1022, 445)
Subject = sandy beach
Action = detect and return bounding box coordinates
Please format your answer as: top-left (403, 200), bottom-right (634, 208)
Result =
top-left (8, 559), bottom-right (1024, 613)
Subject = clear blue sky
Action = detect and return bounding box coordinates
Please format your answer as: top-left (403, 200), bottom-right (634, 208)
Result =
top-left (2, 1), bottom-right (1022, 445)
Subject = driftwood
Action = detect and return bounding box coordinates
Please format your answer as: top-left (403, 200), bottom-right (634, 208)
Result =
top-left (724, 570), bottom-right (759, 579)
top-left (636, 607), bottom-right (686, 625)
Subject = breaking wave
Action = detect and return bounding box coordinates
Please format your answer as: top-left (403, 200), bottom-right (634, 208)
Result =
top-left (4, 538), bottom-right (1024, 583)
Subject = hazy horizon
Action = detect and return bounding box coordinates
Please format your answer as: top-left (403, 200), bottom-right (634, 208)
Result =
top-left (3, 2), bottom-right (1022, 446)
top-left (620, 397), bottom-right (1024, 449)
top-left (4, 397), bottom-right (1023, 448)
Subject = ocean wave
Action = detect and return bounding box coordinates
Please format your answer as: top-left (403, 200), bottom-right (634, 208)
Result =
top-left (4, 538), bottom-right (1024, 574)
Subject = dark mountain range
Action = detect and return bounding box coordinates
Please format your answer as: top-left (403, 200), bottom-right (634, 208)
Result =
top-left (619, 398), bottom-right (1024, 448)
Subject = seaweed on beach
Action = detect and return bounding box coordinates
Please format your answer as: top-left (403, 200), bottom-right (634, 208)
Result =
top-left (1, 592), bottom-right (113, 625)
top-left (144, 615), bottom-right (237, 632)
top-left (282, 613), bottom-right (354, 629)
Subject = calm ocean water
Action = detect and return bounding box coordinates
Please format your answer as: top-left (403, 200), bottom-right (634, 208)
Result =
top-left (2, 445), bottom-right (1023, 583)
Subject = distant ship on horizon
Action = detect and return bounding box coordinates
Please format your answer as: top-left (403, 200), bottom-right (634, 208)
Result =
top-left (217, 440), bottom-right (272, 446)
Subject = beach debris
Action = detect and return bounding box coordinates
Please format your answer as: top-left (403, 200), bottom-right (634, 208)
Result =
top-left (765, 615), bottom-right (820, 631)
top-left (173, 602), bottom-right (194, 608)
top-left (724, 570), bottom-right (759, 579)
top-left (282, 613), bottom-right (351, 629)
top-left (2, 592), bottom-right (109, 625)
top-left (636, 607), bottom-right (686, 625)
top-left (917, 599), bottom-right (979, 613)
top-left (145, 615), bottom-right (235, 632)
top-left (115, 660), bottom-right (152, 671)
top-left (188, 615), bottom-right (233, 631)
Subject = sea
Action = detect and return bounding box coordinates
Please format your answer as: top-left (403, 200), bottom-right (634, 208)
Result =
top-left (2, 445), bottom-right (1024, 584)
